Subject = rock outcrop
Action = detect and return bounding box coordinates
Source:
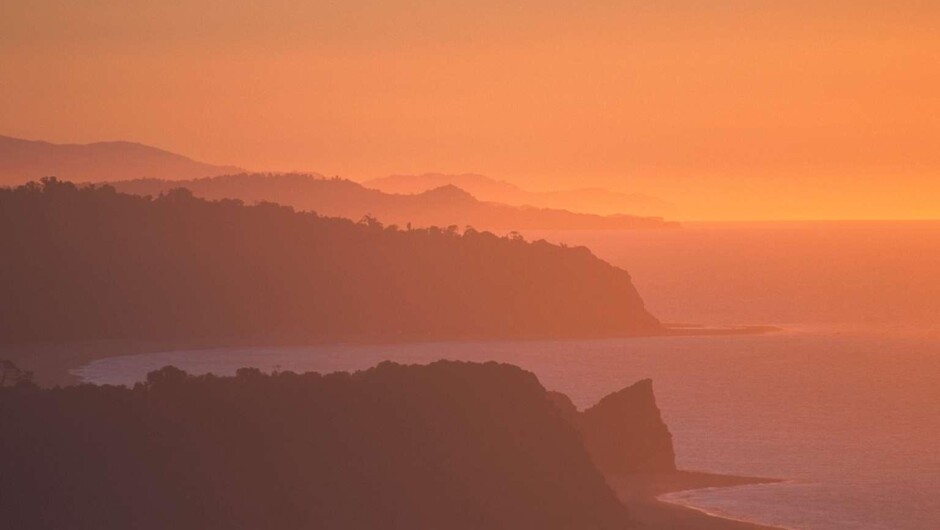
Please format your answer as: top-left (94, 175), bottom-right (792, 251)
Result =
top-left (551, 379), bottom-right (677, 474)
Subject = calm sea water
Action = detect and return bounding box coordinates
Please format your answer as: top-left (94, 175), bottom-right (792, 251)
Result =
top-left (74, 222), bottom-right (940, 530)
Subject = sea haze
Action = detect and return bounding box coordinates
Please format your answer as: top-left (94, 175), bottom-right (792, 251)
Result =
top-left (75, 222), bottom-right (940, 530)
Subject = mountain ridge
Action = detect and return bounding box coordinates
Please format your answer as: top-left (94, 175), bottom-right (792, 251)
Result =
top-left (365, 172), bottom-right (676, 217)
top-left (107, 173), bottom-right (678, 231)
top-left (0, 134), bottom-right (242, 184)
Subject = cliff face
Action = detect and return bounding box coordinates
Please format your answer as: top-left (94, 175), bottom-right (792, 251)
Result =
top-left (0, 361), bottom-right (631, 530)
top-left (551, 380), bottom-right (677, 475)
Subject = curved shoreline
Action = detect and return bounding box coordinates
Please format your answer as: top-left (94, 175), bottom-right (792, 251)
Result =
top-left (5, 338), bottom-right (794, 530)
top-left (658, 493), bottom-right (796, 530)
top-left (606, 471), bottom-right (788, 530)
top-left (3, 324), bottom-right (781, 388)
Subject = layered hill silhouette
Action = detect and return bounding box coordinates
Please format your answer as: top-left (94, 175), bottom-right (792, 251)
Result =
top-left (0, 133), bottom-right (676, 228)
top-left (0, 361), bottom-right (635, 530)
top-left (0, 134), bottom-right (241, 185)
top-left (365, 172), bottom-right (676, 217)
top-left (108, 173), bottom-right (678, 231)
top-left (0, 179), bottom-right (662, 344)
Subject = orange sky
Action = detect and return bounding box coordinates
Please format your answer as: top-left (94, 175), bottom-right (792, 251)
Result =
top-left (2, 1), bottom-right (939, 220)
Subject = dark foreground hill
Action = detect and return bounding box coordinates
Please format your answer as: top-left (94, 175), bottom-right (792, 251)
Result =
top-left (0, 134), bottom-right (241, 185)
top-left (0, 361), bottom-right (632, 530)
top-left (108, 173), bottom-right (678, 231)
top-left (0, 179), bottom-right (662, 344)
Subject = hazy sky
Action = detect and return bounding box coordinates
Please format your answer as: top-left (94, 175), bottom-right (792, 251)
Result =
top-left (2, 1), bottom-right (939, 219)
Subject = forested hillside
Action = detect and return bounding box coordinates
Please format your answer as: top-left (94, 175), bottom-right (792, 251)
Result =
top-left (0, 179), bottom-right (661, 344)
top-left (0, 361), bottom-right (632, 530)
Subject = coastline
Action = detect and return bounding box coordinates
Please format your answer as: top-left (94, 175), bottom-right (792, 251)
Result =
top-left (7, 328), bottom-right (779, 387)
top-left (0, 340), bottom-right (175, 387)
top-left (662, 324), bottom-right (783, 336)
top-left (0, 324), bottom-right (783, 387)
top-left (3, 340), bottom-right (793, 530)
top-left (1, 325), bottom-right (780, 388)
top-left (608, 471), bottom-right (787, 530)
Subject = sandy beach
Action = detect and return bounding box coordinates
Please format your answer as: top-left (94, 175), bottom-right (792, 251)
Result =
top-left (1, 340), bottom-right (204, 387)
top-left (609, 471), bottom-right (785, 530)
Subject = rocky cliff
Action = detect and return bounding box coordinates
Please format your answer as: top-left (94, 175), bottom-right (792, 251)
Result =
top-left (0, 361), bottom-right (632, 530)
top-left (550, 379), bottom-right (677, 475)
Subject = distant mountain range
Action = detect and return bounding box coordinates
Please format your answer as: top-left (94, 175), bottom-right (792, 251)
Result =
top-left (364, 173), bottom-right (675, 217)
top-left (0, 134), bottom-right (676, 228)
top-left (108, 173), bottom-right (678, 231)
top-left (0, 134), bottom-right (241, 185)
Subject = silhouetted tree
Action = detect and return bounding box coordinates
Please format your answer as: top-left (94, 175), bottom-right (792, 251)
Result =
top-left (0, 360), bottom-right (34, 388)
top-left (359, 213), bottom-right (383, 230)
top-left (145, 365), bottom-right (188, 388)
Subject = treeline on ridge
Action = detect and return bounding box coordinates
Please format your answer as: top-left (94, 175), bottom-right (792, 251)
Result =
top-left (0, 361), bottom-right (633, 530)
top-left (0, 179), bottom-right (661, 344)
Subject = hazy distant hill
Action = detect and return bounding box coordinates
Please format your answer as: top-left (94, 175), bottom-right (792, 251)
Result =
top-left (0, 134), bottom-right (241, 185)
top-left (109, 173), bottom-right (677, 231)
top-left (364, 173), bottom-right (676, 217)
top-left (0, 179), bottom-right (662, 344)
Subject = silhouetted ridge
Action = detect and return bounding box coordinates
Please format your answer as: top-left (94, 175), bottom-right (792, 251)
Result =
top-left (0, 361), bottom-right (632, 530)
top-left (418, 184), bottom-right (478, 203)
top-left (107, 173), bottom-right (678, 230)
top-left (0, 134), bottom-right (241, 184)
top-left (364, 172), bottom-right (677, 217)
top-left (0, 179), bottom-right (662, 344)
top-left (550, 380), bottom-right (677, 474)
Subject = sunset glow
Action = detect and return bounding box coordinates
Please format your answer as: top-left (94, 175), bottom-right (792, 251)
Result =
top-left (2, 3), bottom-right (939, 530)
top-left (3, 1), bottom-right (939, 220)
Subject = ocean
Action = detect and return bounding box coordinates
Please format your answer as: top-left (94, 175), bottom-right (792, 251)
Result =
top-left (74, 222), bottom-right (940, 530)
